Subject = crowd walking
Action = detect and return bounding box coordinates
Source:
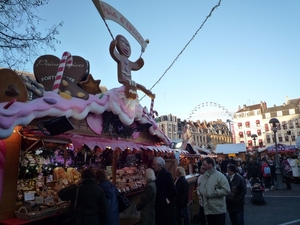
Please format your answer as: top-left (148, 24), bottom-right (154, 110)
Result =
top-left (56, 152), bottom-right (300, 225)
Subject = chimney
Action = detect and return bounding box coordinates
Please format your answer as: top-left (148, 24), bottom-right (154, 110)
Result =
top-left (286, 96), bottom-right (289, 104)
top-left (243, 104), bottom-right (246, 110)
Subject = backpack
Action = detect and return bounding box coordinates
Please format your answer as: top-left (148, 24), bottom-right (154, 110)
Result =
top-left (263, 166), bottom-right (271, 176)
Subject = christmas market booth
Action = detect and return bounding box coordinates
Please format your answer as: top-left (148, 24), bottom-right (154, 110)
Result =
top-left (0, 64), bottom-right (186, 225)
top-left (0, 1), bottom-right (193, 224)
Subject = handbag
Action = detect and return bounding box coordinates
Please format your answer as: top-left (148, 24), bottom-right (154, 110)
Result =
top-left (62, 185), bottom-right (81, 225)
top-left (116, 188), bottom-right (131, 212)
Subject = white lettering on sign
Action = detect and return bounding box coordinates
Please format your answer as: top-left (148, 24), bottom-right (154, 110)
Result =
top-left (35, 60), bottom-right (84, 68)
top-left (65, 76), bottom-right (76, 83)
top-left (35, 59), bottom-right (59, 67)
top-left (41, 75), bottom-right (56, 82)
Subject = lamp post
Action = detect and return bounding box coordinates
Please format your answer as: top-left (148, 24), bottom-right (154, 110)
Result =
top-left (269, 118), bottom-right (285, 190)
top-left (251, 134), bottom-right (258, 162)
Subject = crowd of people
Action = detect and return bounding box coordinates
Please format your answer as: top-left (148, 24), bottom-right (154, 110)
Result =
top-left (216, 153), bottom-right (300, 191)
top-left (57, 152), bottom-right (300, 225)
top-left (57, 157), bottom-right (188, 225)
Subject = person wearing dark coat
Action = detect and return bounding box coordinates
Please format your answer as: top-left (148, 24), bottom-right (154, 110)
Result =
top-left (95, 169), bottom-right (120, 225)
top-left (153, 157), bottom-right (178, 225)
top-left (58, 167), bottom-right (107, 225)
top-left (226, 164), bottom-right (247, 225)
top-left (136, 168), bottom-right (157, 225)
top-left (281, 156), bottom-right (293, 190)
top-left (221, 157), bottom-right (229, 174)
top-left (174, 166), bottom-right (189, 225)
top-left (247, 157), bottom-right (260, 184)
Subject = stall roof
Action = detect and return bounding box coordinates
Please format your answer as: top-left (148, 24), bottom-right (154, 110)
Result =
top-left (215, 143), bottom-right (246, 154)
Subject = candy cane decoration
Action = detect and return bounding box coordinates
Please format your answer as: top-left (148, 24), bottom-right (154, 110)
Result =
top-left (153, 110), bottom-right (158, 118)
top-left (52, 52), bottom-right (73, 93)
top-left (150, 98), bottom-right (158, 119)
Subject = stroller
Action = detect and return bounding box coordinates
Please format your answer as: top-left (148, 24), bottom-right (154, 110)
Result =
top-left (250, 178), bottom-right (267, 205)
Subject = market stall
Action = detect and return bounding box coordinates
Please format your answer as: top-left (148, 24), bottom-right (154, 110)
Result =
top-left (0, 68), bottom-right (187, 225)
top-left (0, 7), bottom-right (191, 225)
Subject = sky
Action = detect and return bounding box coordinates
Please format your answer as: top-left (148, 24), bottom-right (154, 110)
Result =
top-left (21, 0), bottom-right (300, 121)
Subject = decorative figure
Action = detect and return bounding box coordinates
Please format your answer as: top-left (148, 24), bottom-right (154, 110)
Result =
top-left (110, 35), bottom-right (155, 100)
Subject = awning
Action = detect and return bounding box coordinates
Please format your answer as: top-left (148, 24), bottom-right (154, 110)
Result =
top-left (257, 129), bottom-right (261, 134)
top-left (44, 133), bottom-right (182, 153)
top-left (246, 131), bottom-right (251, 135)
top-left (239, 132), bottom-right (243, 136)
top-left (248, 140), bottom-right (252, 144)
top-left (245, 121), bottom-right (250, 125)
top-left (238, 122), bottom-right (242, 126)
top-left (256, 120), bottom-right (260, 124)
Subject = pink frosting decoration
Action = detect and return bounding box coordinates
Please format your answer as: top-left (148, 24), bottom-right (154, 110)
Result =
top-left (0, 140), bottom-right (6, 203)
top-left (0, 86), bottom-right (171, 146)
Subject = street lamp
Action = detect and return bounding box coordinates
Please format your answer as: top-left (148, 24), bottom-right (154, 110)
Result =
top-left (269, 118), bottom-right (285, 190)
top-left (251, 134), bottom-right (258, 162)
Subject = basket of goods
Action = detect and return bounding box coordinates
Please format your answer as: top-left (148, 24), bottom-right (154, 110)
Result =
top-left (15, 205), bottom-right (58, 220)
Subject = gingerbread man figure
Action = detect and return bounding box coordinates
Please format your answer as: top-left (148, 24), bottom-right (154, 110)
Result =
top-left (109, 35), bottom-right (155, 100)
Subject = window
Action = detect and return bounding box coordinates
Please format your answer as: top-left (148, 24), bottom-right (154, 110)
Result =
top-left (245, 121), bottom-right (250, 128)
top-left (259, 139), bottom-right (263, 147)
top-left (278, 134), bottom-right (282, 142)
top-left (277, 111), bottom-right (283, 117)
top-left (246, 131), bottom-right (251, 137)
top-left (238, 122), bottom-right (242, 129)
top-left (282, 121), bottom-right (287, 130)
top-left (265, 113), bottom-right (271, 118)
top-left (266, 135), bottom-right (271, 143)
top-left (285, 135), bottom-right (289, 141)
top-left (248, 140), bottom-right (253, 147)
top-left (257, 129), bottom-right (262, 136)
top-left (239, 132), bottom-right (244, 137)
top-left (288, 120), bottom-right (294, 129)
top-left (296, 119), bottom-right (300, 128)
top-left (256, 120), bottom-right (260, 127)
top-left (289, 109), bottom-right (295, 114)
top-left (292, 133), bottom-right (295, 141)
top-left (265, 124), bottom-right (270, 132)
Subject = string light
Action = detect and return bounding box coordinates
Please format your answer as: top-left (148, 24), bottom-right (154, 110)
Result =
top-left (139, 0), bottom-right (222, 101)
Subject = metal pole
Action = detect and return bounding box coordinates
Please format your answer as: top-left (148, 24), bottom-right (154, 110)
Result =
top-left (273, 126), bottom-right (285, 190)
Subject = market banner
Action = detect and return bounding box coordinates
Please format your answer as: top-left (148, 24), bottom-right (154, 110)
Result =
top-left (92, 0), bottom-right (148, 52)
top-left (266, 144), bottom-right (297, 152)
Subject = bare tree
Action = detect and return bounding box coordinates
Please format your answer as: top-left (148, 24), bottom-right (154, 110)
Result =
top-left (0, 0), bottom-right (63, 70)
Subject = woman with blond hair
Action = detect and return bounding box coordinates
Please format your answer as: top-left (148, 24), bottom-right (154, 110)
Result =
top-left (136, 168), bottom-right (157, 225)
top-left (174, 166), bottom-right (189, 225)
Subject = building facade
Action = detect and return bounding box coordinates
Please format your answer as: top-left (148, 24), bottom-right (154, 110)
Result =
top-left (232, 97), bottom-right (300, 148)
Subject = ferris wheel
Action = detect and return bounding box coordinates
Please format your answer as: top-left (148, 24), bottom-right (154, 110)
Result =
top-left (187, 102), bottom-right (233, 122)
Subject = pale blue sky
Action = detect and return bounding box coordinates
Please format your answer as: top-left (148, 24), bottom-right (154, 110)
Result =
top-left (23, 0), bottom-right (300, 121)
